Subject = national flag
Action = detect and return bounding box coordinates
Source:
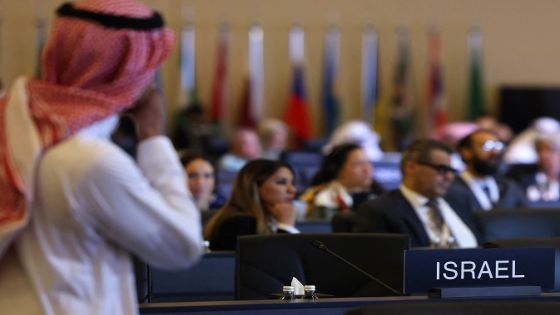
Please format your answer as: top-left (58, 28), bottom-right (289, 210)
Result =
top-left (390, 27), bottom-right (415, 151)
top-left (172, 23), bottom-right (205, 147)
top-left (361, 25), bottom-right (378, 125)
top-left (210, 25), bottom-right (229, 133)
top-left (284, 25), bottom-right (312, 142)
top-left (238, 77), bottom-right (254, 128)
top-left (426, 29), bottom-right (448, 133)
top-left (246, 24), bottom-right (265, 127)
top-left (0, 17), bottom-right (3, 95)
top-left (466, 26), bottom-right (485, 120)
top-left (285, 65), bottom-right (312, 141)
top-left (178, 23), bottom-right (197, 109)
top-left (35, 18), bottom-right (47, 79)
top-left (321, 26), bottom-right (341, 137)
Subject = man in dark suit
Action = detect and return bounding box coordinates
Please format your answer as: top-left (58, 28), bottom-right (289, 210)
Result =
top-left (452, 129), bottom-right (527, 211)
top-left (506, 132), bottom-right (560, 205)
top-left (353, 139), bottom-right (480, 248)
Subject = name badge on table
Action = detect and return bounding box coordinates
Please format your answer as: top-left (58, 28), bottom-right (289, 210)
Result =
top-left (404, 248), bottom-right (555, 295)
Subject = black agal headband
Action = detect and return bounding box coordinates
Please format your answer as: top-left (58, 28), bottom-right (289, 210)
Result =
top-left (56, 2), bottom-right (164, 30)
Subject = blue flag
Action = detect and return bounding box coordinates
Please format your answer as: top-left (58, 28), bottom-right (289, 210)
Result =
top-left (361, 26), bottom-right (378, 125)
top-left (321, 27), bottom-right (340, 137)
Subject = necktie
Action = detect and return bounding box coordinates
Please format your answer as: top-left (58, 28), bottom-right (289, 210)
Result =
top-left (425, 199), bottom-right (444, 232)
top-left (425, 199), bottom-right (456, 248)
top-left (481, 184), bottom-right (492, 203)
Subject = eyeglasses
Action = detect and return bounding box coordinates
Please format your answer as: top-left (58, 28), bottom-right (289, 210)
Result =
top-left (415, 160), bottom-right (458, 175)
top-left (480, 140), bottom-right (504, 152)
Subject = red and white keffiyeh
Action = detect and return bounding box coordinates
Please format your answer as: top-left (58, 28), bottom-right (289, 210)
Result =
top-left (0, 0), bottom-right (175, 257)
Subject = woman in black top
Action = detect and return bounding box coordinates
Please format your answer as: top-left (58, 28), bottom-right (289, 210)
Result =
top-left (203, 159), bottom-right (299, 250)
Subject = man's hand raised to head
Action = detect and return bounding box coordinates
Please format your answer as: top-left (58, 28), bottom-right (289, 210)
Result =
top-left (127, 86), bottom-right (164, 141)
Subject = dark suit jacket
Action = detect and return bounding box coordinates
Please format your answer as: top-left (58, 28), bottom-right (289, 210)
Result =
top-left (505, 163), bottom-right (540, 191)
top-left (352, 188), bottom-right (481, 248)
top-left (505, 164), bottom-right (560, 206)
top-left (208, 214), bottom-right (289, 251)
top-left (451, 175), bottom-right (527, 210)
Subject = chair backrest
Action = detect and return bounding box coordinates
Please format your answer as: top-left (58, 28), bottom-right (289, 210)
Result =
top-left (149, 251), bottom-right (235, 302)
top-left (235, 233), bottom-right (409, 300)
top-left (371, 160), bottom-right (402, 190)
top-left (216, 170), bottom-right (238, 198)
top-left (281, 150), bottom-right (324, 168)
top-left (200, 210), bottom-right (217, 227)
top-left (475, 208), bottom-right (560, 242)
top-left (331, 212), bottom-right (356, 233)
top-left (484, 237), bottom-right (560, 291)
top-left (295, 220), bottom-right (332, 233)
top-left (281, 151), bottom-right (323, 192)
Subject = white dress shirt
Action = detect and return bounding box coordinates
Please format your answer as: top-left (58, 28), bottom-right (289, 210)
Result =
top-left (400, 185), bottom-right (478, 248)
top-left (460, 171), bottom-right (499, 211)
top-left (0, 115), bottom-right (204, 315)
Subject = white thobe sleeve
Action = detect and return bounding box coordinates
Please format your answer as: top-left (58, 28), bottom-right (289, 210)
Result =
top-left (76, 136), bottom-right (203, 270)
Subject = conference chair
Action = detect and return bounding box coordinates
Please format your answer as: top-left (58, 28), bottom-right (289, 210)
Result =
top-left (331, 212), bottom-right (356, 233)
top-left (216, 169), bottom-right (238, 198)
top-left (474, 208), bottom-right (560, 242)
top-left (200, 210), bottom-right (217, 227)
top-left (280, 150), bottom-right (323, 192)
top-left (295, 220), bottom-right (332, 233)
top-left (346, 300), bottom-right (560, 315)
top-left (484, 237), bottom-right (560, 291)
top-left (148, 251), bottom-right (236, 302)
top-left (371, 159), bottom-right (402, 190)
top-left (235, 233), bottom-right (409, 300)
top-left (133, 257), bottom-right (150, 303)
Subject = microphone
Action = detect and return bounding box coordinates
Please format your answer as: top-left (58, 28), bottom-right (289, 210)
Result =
top-left (310, 240), bottom-right (403, 296)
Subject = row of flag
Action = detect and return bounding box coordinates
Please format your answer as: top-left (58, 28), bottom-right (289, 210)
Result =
top-left (23, 18), bottom-right (486, 150)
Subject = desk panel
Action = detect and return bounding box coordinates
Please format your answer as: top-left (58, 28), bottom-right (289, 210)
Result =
top-left (140, 294), bottom-right (560, 315)
top-left (140, 296), bottom-right (426, 315)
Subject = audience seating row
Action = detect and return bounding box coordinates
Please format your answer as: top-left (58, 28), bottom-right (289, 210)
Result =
top-left (140, 208), bottom-right (560, 303)
top-left (216, 152), bottom-right (403, 197)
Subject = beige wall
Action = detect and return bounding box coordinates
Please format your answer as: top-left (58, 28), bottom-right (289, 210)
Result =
top-left (2, 0), bottom-right (560, 137)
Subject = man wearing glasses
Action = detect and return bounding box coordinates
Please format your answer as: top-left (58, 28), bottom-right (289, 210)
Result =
top-left (353, 139), bottom-right (480, 248)
top-left (453, 129), bottom-right (527, 211)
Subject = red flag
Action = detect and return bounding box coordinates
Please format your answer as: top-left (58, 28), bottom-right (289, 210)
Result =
top-left (284, 65), bottom-right (312, 141)
top-left (210, 26), bottom-right (228, 126)
top-left (426, 30), bottom-right (448, 133)
top-left (238, 77), bottom-right (255, 128)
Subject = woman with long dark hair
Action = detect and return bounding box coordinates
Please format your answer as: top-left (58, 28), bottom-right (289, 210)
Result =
top-left (204, 159), bottom-right (299, 250)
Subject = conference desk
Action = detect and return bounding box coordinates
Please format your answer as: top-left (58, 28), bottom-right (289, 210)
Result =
top-left (139, 293), bottom-right (560, 315)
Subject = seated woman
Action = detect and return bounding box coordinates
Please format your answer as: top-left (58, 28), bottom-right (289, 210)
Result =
top-left (181, 152), bottom-right (226, 212)
top-left (203, 159), bottom-right (299, 251)
top-left (300, 143), bottom-right (384, 220)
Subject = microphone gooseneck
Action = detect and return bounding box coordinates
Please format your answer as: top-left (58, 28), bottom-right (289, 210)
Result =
top-left (310, 240), bottom-right (403, 296)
